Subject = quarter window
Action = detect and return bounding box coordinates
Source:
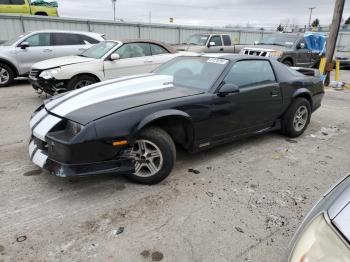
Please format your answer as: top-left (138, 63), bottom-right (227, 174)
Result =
top-left (222, 35), bottom-right (231, 46)
top-left (23, 33), bottom-right (51, 47)
top-left (150, 44), bottom-right (169, 55)
top-left (114, 43), bottom-right (151, 59)
top-left (52, 33), bottom-right (83, 46)
top-left (209, 35), bottom-right (222, 46)
top-left (224, 60), bottom-right (276, 88)
top-left (79, 35), bottom-right (99, 44)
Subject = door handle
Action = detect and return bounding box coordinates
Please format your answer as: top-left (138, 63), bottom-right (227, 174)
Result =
top-left (220, 48), bottom-right (224, 51)
top-left (43, 49), bottom-right (53, 52)
top-left (271, 90), bottom-right (280, 97)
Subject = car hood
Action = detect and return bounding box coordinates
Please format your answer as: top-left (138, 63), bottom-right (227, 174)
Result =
top-left (335, 51), bottom-right (350, 59)
top-left (32, 55), bottom-right (97, 70)
top-left (243, 45), bottom-right (291, 52)
top-left (44, 73), bottom-right (203, 125)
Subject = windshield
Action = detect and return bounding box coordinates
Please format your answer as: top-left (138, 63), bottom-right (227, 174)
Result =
top-left (1, 33), bottom-right (28, 46)
top-left (154, 56), bottom-right (229, 91)
top-left (259, 34), bottom-right (298, 47)
top-left (79, 41), bottom-right (117, 59)
top-left (185, 34), bottom-right (209, 46)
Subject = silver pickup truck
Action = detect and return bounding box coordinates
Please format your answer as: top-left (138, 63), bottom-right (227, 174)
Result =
top-left (176, 34), bottom-right (244, 53)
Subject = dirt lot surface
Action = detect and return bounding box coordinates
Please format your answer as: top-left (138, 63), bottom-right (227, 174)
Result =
top-left (1, 80), bottom-right (350, 262)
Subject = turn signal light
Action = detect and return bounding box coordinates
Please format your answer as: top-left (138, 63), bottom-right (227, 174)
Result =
top-left (112, 140), bottom-right (128, 146)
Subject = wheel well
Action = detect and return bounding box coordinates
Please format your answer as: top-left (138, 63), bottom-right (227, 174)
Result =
top-left (35, 12), bottom-right (48, 16)
top-left (73, 73), bottom-right (100, 82)
top-left (295, 93), bottom-right (312, 108)
top-left (140, 116), bottom-right (194, 150)
top-left (0, 59), bottom-right (18, 77)
top-left (282, 57), bottom-right (294, 66)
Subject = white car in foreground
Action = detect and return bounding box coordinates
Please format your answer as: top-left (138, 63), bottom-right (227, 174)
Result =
top-left (29, 40), bottom-right (189, 95)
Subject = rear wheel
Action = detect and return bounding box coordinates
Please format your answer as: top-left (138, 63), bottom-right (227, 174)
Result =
top-left (66, 75), bottom-right (97, 91)
top-left (0, 63), bottom-right (14, 87)
top-left (281, 97), bottom-right (311, 138)
top-left (125, 127), bottom-right (176, 184)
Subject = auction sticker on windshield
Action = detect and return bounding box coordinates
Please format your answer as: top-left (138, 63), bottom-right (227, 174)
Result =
top-left (207, 58), bottom-right (228, 64)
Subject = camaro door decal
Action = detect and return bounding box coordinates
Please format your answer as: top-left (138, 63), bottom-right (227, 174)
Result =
top-left (45, 73), bottom-right (155, 111)
top-left (50, 75), bottom-right (174, 117)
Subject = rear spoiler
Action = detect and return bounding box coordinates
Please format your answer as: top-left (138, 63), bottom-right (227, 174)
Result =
top-left (291, 67), bottom-right (320, 78)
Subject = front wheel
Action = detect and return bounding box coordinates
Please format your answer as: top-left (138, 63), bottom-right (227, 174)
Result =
top-left (66, 75), bottom-right (97, 91)
top-left (125, 127), bottom-right (176, 184)
top-left (0, 63), bottom-right (14, 87)
top-left (281, 97), bottom-right (311, 138)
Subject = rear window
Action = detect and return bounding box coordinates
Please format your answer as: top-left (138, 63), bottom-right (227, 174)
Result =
top-left (79, 34), bottom-right (99, 44)
top-left (222, 35), bottom-right (231, 46)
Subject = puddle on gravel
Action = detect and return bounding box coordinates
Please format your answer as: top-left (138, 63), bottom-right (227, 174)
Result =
top-left (23, 169), bottom-right (42, 176)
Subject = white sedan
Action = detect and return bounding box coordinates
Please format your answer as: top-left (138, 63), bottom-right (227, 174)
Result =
top-left (29, 40), bottom-right (189, 95)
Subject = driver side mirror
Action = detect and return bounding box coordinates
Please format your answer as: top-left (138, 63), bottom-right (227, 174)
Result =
top-left (208, 41), bottom-right (216, 48)
top-left (20, 42), bottom-right (30, 49)
top-left (110, 53), bottom-right (120, 61)
top-left (298, 43), bottom-right (305, 49)
top-left (218, 83), bottom-right (240, 97)
top-left (254, 40), bottom-right (259, 45)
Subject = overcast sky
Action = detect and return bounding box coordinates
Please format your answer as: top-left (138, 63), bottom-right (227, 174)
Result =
top-left (57, 0), bottom-right (350, 28)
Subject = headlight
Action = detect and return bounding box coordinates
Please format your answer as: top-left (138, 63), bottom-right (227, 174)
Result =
top-left (269, 51), bottom-right (283, 58)
top-left (39, 67), bottom-right (61, 80)
top-left (66, 120), bottom-right (84, 135)
top-left (289, 214), bottom-right (350, 262)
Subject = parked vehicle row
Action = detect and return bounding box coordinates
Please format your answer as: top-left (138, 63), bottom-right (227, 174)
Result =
top-left (0, 30), bottom-right (104, 87)
top-left (29, 40), bottom-right (189, 94)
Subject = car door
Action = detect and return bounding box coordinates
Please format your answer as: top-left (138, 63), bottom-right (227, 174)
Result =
top-left (103, 42), bottom-right (154, 79)
top-left (295, 38), bottom-right (312, 67)
top-left (0, 0), bottom-right (29, 14)
top-left (51, 33), bottom-right (91, 58)
top-left (207, 35), bottom-right (224, 53)
top-left (149, 43), bottom-right (177, 67)
top-left (211, 59), bottom-right (282, 139)
top-left (15, 32), bottom-right (53, 74)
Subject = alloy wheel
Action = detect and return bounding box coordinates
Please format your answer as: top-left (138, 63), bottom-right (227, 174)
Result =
top-left (128, 139), bottom-right (163, 177)
top-left (0, 67), bottom-right (10, 84)
top-left (293, 105), bottom-right (308, 132)
top-left (74, 80), bottom-right (93, 89)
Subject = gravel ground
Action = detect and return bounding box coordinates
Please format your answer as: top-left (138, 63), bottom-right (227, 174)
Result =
top-left (1, 79), bottom-right (350, 262)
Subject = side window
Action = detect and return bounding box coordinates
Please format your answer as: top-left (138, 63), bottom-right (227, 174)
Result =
top-left (224, 60), bottom-right (276, 88)
top-left (79, 35), bottom-right (99, 45)
top-left (0, 0), bottom-right (11, 4)
top-left (150, 44), bottom-right (169, 55)
top-left (222, 35), bottom-right (231, 46)
top-left (209, 35), bottom-right (222, 46)
top-left (23, 33), bottom-right (51, 47)
top-left (114, 43), bottom-right (151, 59)
top-left (52, 33), bottom-right (83, 46)
top-left (10, 0), bottom-right (25, 4)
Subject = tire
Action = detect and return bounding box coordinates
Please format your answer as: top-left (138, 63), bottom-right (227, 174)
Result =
top-left (66, 75), bottom-right (97, 91)
top-left (0, 63), bottom-right (14, 87)
top-left (281, 97), bottom-right (311, 138)
top-left (126, 127), bottom-right (176, 185)
top-left (282, 59), bottom-right (293, 67)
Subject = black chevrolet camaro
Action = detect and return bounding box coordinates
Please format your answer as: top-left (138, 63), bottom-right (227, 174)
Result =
top-left (29, 54), bottom-right (324, 184)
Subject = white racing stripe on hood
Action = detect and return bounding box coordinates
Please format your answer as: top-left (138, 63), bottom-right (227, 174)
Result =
top-left (45, 73), bottom-right (154, 110)
top-left (49, 74), bottom-right (174, 117)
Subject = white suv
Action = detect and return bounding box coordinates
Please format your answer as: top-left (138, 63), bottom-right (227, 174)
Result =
top-left (0, 30), bottom-right (105, 87)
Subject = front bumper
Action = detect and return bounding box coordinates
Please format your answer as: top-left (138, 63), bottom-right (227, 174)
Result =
top-left (29, 75), bottom-right (67, 95)
top-left (29, 107), bottom-right (134, 177)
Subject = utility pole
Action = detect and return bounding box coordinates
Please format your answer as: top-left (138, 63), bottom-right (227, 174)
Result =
top-left (112, 0), bottom-right (117, 21)
top-left (308, 7), bottom-right (316, 29)
top-left (325, 0), bottom-right (345, 75)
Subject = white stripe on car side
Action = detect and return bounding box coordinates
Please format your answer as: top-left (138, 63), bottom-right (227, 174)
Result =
top-left (45, 73), bottom-right (154, 110)
top-left (33, 114), bottom-right (62, 141)
top-left (32, 149), bottom-right (48, 168)
top-left (30, 107), bottom-right (48, 129)
top-left (50, 75), bottom-right (174, 117)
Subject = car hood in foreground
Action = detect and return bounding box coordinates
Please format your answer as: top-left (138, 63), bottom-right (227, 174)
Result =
top-left (44, 74), bottom-right (203, 125)
top-left (242, 45), bottom-right (291, 52)
top-left (32, 55), bottom-right (97, 70)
